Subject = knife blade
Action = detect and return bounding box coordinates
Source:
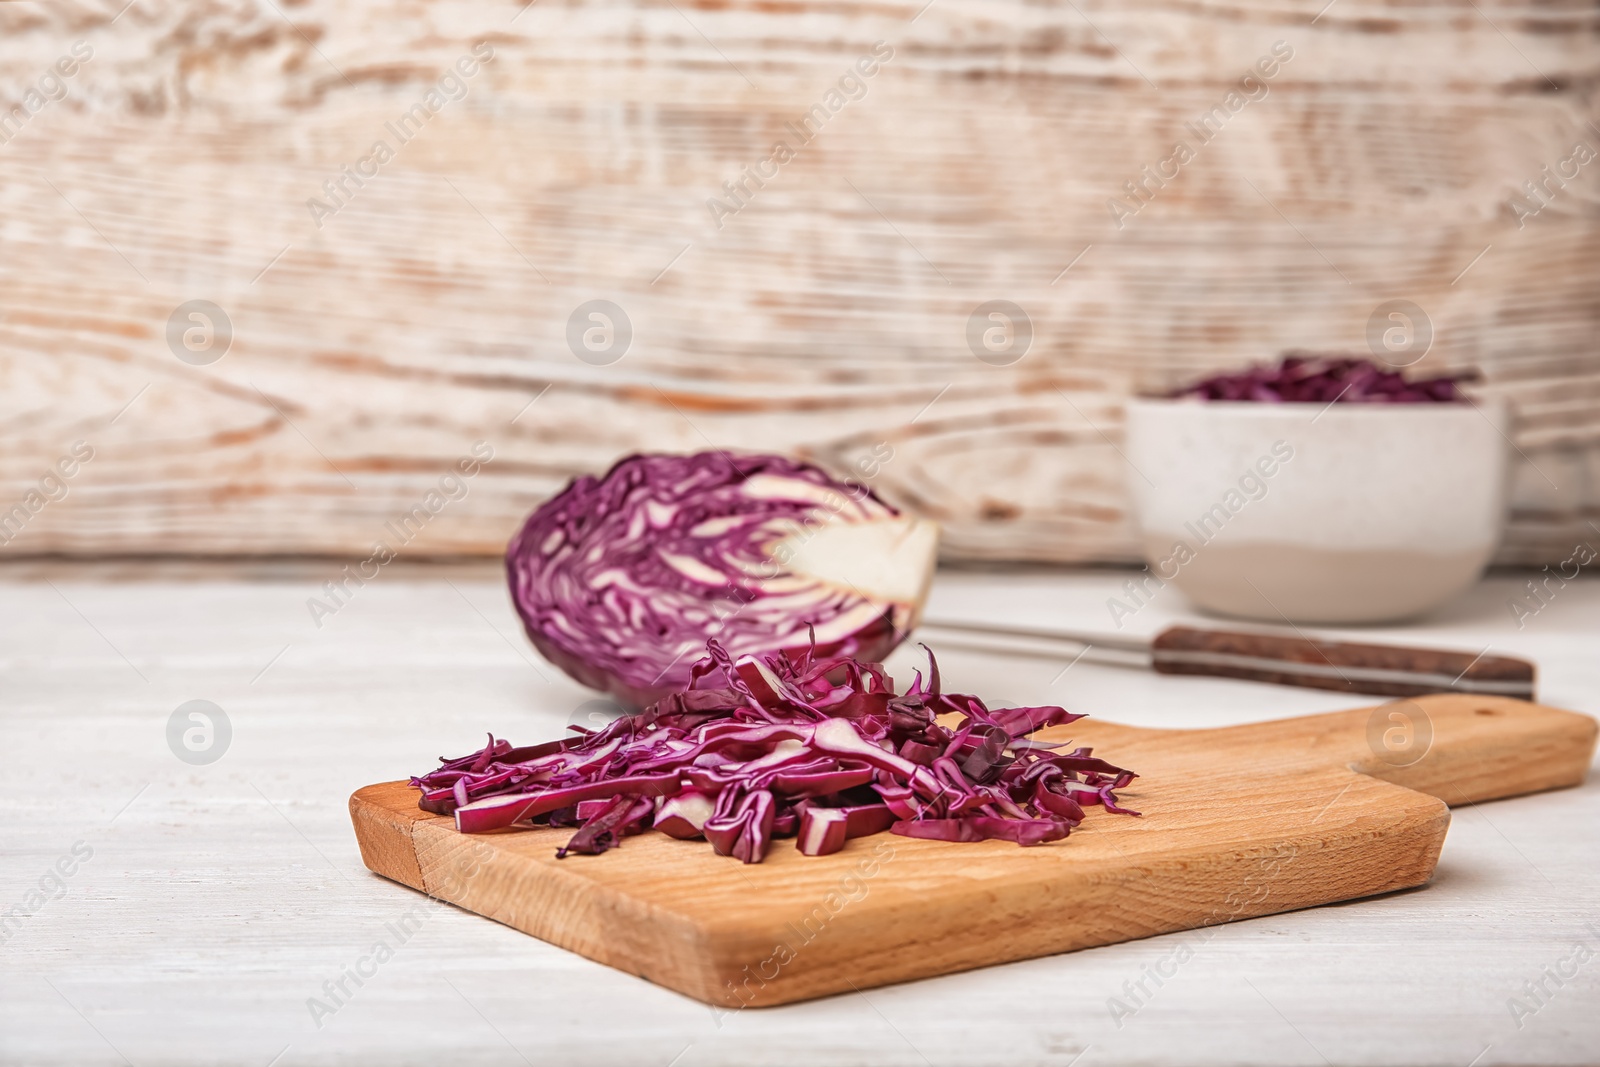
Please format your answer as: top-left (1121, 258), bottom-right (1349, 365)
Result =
top-left (913, 618), bottom-right (1537, 700)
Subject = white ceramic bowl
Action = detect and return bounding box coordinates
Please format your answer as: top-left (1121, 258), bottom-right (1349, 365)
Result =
top-left (1122, 398), bottom-right (1509, 624)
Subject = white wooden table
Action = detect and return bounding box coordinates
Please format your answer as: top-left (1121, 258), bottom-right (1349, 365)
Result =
top-left (3, 566), bottom-right (1597, 1066)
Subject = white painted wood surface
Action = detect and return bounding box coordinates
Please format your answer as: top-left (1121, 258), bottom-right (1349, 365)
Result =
top-left (1, 565), bottom-right (1597, 1066)
top-left (0, 1), bottom-right (1597, 566)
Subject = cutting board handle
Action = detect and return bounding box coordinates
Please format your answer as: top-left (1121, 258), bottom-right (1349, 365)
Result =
top-left (1212, 693), bottom-right (1597, 806)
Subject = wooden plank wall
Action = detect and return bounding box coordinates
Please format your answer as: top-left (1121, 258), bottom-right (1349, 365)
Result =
top-left (1, 0), bottom-right (1596, 565)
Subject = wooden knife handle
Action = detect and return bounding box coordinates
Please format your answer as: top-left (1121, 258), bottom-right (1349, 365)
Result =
top-left (1150, 626), bottom-right (1537, 700)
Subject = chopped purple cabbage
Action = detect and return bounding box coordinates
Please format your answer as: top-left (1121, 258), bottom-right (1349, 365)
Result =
top-left (409, 642), bottom-right (1138, 863)
top-left (1172, 354), bottom-right (1473, 404)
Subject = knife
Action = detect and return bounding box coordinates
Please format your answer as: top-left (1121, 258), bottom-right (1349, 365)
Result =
top-left (913, 618), bottom-right (1537, 701)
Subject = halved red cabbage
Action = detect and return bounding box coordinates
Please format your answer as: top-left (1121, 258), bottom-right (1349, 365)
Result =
top-left (1172, 354), bottom-right (1472, 403)
top-left (409, 642), bottom-right (1138, 863)
top-left (506, 452), bottom-right (939, 707)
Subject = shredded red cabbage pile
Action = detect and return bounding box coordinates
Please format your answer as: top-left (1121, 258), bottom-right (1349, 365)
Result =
top-left (409, 643), bottom-right (1138, 863)
top-left (1172, 354), bottom-right (1472, 403)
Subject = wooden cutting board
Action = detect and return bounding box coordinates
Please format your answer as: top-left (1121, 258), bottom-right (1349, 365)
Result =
top-left (349, 694), bottom-right (1595, 1008)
